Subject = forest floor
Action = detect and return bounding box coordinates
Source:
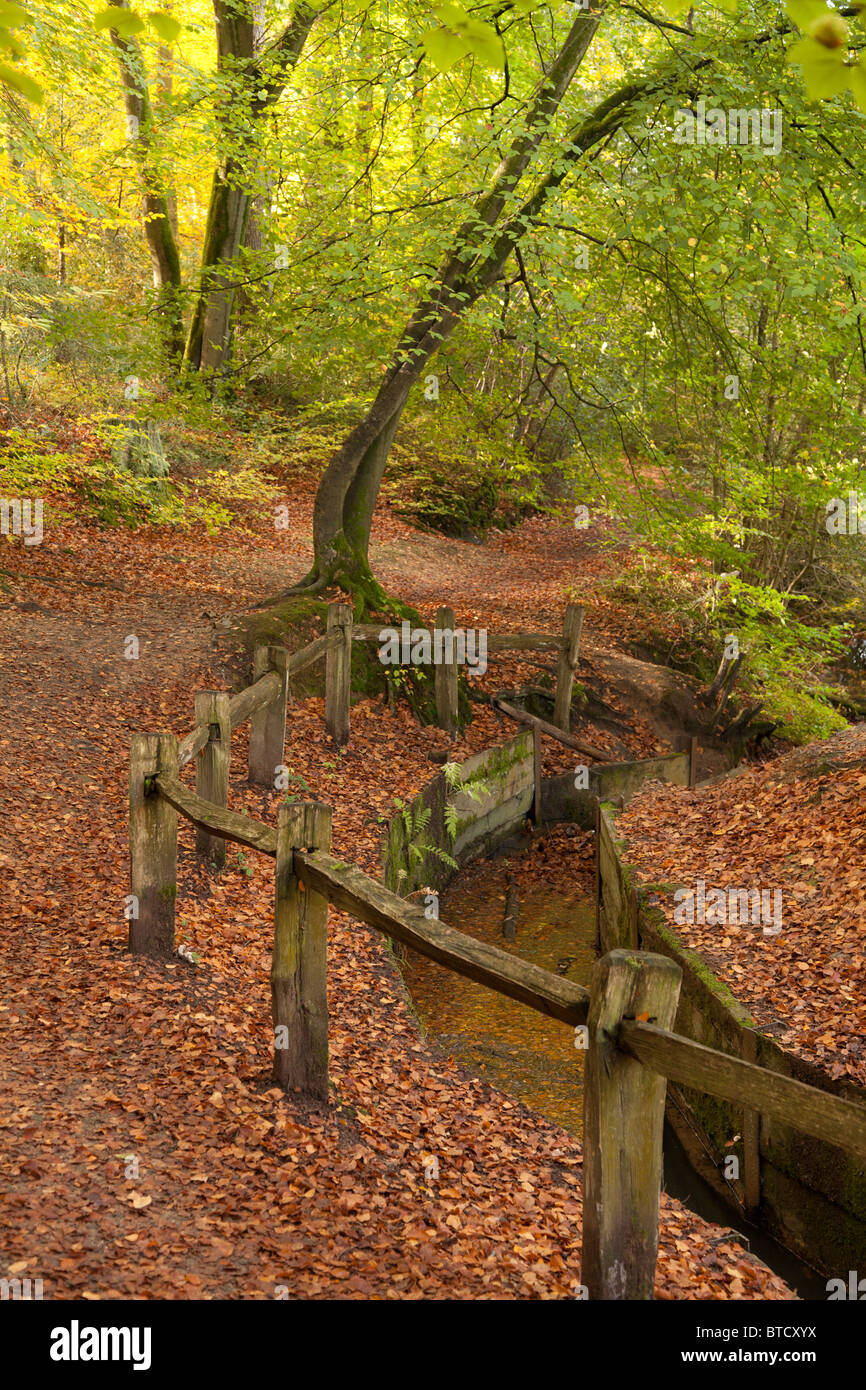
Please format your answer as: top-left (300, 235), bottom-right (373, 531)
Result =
top-left (619, 727), bottom-right (866, 1089)
top-left (0, 469), bottom-right (795, 1299)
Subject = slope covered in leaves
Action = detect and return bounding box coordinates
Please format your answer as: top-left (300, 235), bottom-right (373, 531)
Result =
top-left (619, 728), bottom-right (866, 1087)
top-left (0, 474), bottom-right (793, 1299)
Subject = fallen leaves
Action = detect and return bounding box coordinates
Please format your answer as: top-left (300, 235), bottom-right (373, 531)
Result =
top-left (620, 728), bottom-right (866, 1087)
top-left (0, 491), bottom-right (794, 1300)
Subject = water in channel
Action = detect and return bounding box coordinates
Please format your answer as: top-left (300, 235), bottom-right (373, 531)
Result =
top-left (401, 831), bottom-right (827, 1300)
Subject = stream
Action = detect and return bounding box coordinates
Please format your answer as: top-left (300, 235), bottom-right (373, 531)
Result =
top-left (401, 831), bottom-right (828, 1300)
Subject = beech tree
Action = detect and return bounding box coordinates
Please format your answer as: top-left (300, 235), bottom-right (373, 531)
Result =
top-left (102, 0), bottom-right (318, 373)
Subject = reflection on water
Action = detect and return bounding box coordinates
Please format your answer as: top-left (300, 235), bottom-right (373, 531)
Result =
top-left (402, 846), bottom-right (597, 1136)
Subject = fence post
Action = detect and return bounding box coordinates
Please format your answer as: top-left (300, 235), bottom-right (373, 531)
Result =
top-left (272, 800), bottom-right (333, 1100)
top-left (689, 734), bottom-right (698, 789)
top-left (532, 725), bottom-right (543, 826)
top-left (129, 732), bottom-right (178, 958)
top-left (581, 948), bottom-right (682, 1299)
top-left (594, 797), bottom-right (601, 950)
top-left (249, 644), bottom-right (288, 787)
top-left (434, 604), bottom-right (459, 736)
top-left (742, 1028), bottom-right (761, 1218)
top-left (553, 602), bottom-right (584, 732)
top-left (194, 692), bottom-right (230, 866)
top-left (325, 601), bottom-right (352, 746)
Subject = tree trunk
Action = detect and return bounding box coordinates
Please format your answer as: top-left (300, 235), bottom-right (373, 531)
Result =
top-left (183, 0), bottom-right (317, 376)
top-left (296, 22), bottom-right (658, 604)
top-left (107, 1), bottom-right (184, 364)
top-left (185, 165), bottom-right (251, 375)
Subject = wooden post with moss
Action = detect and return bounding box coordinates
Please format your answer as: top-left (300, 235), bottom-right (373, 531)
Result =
top-left (532, 725), bottom-right (543, 826)
top-left (325, 602), bottom-right (352, 746)
top-left (129, 732), bottom-right (178, 958)
top-left (742, 1028), bottom-right (761, 1218)
top-left (434, 604), bottom-right (459, 737)
top-left (272, 800), bottom-right (333, 1099)
top-left (249, 644), bottom-right (288, 786)
top-left (553, 602), bottom-right (584, 732)
top-left (194, 692), bottom-right (230, 866)
top-left (581, 948), bottom-right (682, 1299)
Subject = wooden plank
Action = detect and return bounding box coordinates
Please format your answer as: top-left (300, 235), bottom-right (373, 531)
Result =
top-left (295, 849), bottom-right (590, 1026)
top-left (351, 626), bottom-right (561, 653)
top-left (742, 1027), bottom-right (761, 1218)
top-left (433, 604), bottom-right (459, 736)
top-left (325, 601), bottom-right (352, 746)
top-left (179, 666), bottom-right (289, 767)
top-left (178, 723), bottom-right (209, 769)
top-left (486, 633), bottom-right (562, 653)
top-left (288, 630), bottom-right (340, 675)
top-left (582, 949), bottom-right (683, 1300)
top-left (493, 698), bottom-right (612, 762)
top-left (620, 1020), bottom-right (866, 1160)
top-left (129, 733), bottom-right (178, 958)
top-left (249, 646), bottom-right (288, 786)
top-left (155, 775), bottom-right (277, 857)
top-left (273, 801), bottom-right (332, 1098)
top-left (194, 692), bottom-right (230, 866)
top-left (226, 670), bottom-right (282, 730)
top-left (553, 602), bottom-right (584, 731)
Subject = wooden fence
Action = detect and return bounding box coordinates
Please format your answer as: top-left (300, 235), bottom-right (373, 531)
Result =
top-left (127, 601), bottom-right (866, 1299)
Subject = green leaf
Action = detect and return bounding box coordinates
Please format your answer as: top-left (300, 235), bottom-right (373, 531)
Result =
top-left (421, 25), bottom-right (462, 73)
top-left (0, 59), bottom-right (41, 100)
top-left (461, 18), bottom-right (504, 69)
top-left (0, 3), bottom-right (29, 26)
top-left (94, 7), bottom-right (146, 37)
top-left (849, 61), bottom-right (866, 110)
top-left (424, 4), bottom-right (505, 71)
top-left (785, 0), bottom-right (830, 31)
top-left (0, 28), bottom-right (25, 58)
top-left (148, 10), bottom-right (181, 43)
top-left (787, 36), bottom-right (850, 99)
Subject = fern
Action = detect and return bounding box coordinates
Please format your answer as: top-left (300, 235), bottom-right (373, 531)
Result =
top-left (442, 761), bottom-right (489, 843)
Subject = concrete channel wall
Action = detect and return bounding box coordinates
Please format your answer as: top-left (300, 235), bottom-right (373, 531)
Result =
top-left (598, 804), bottom-right (866, 1275)
top-left (381, 731), bottom-right (534, 895)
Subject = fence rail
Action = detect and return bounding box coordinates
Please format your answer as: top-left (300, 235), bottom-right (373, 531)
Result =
top-left (127, 596), bottom-right (866, 1298)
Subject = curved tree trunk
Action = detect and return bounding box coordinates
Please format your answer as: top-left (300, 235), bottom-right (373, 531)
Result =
top-left (297, 16), bottom-right (657, 606)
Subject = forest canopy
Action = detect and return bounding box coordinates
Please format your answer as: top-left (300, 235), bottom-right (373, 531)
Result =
top-left (2, 0), bottom-right (866, 735)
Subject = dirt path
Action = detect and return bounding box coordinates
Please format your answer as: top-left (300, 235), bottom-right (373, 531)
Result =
top-left (0, 493), bottom-right (792, 1299)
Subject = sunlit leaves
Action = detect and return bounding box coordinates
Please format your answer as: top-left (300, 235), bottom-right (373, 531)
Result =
top-left (94, 7), bottom-right (183, 46)
top-left (785, 2), bottom-right (866, 110)
top-left (850, 62), bottom-right (866, 110)
top-left (0, 1), bottom-right (40, 101)
top-left (785, 0), bottom-right (829, 29)
top-left (147, 11), bottom-right (182, 45)
top-left (94, 8), bottom-right (145, 37)
top-left (421, 3), bottom-right (504, 73)
top-left (787, 37), bottom-right (849, 99)
top-left (0, 2), bottom-right (28, 25)
top-left (0, 56), bottom-right (40, 100)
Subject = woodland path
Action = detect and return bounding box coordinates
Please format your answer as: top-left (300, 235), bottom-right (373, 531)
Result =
top-left (0, 484), bottom-right (792, 1299)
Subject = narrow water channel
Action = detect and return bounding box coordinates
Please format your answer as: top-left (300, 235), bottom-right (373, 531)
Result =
top-left (401, 831), bottom-right (827, 1300)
